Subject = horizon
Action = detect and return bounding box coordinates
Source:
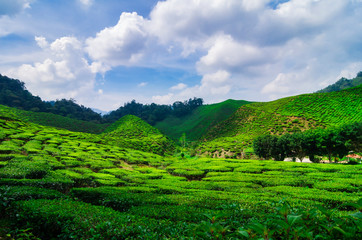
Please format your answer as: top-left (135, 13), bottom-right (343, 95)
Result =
top-left (1, 0), bottom-right (362, 111)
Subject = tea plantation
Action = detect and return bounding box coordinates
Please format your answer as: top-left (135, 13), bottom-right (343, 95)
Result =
top-left (198, 85), bottom-right (362, 157)
top-left (0, 103), bottom-right (361, 239)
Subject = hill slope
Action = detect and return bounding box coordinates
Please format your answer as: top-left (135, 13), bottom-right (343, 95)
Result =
top-left (155, 99), bottom-right (251, 141)
top-left (102, 115), bottom-right (176, 155)
top-left (1, 100), bottom-right (360, 239)
top-left (198, 85), bottom-right (362, 157)
top-left (0, 104), bottom-right (109, 134)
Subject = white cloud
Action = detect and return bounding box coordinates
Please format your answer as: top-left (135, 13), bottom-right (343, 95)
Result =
top-left (5, 36), bottom-right (97, 104)
top-left (261, 73), bottom-right (294, 96)
top-left (35, 36), bottom-right (49, 49)
top-left (170, 83), bottom-right (187, 91)
top-left (152, 93), bottom-right (174, 104)
top-left (86, 12), bottom-right (149, 67)
top-left (79, 0), bottom-right (94, 8)
top-left (197, 34), bottom-right (266, 74)
top-left (138, 82), bottom-right (147, 87)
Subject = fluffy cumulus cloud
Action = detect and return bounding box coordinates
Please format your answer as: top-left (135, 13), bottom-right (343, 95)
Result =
top-left (83, 0), bottom-right (362, 104)
top-left (145, 0), bottom-right (362, 102)
top-left (86, 12), bottom-right (149, 70)
top-left (6, 36), bottom-right (96, 103)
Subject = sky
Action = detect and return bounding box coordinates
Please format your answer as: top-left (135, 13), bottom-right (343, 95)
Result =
top-left (0, 0), bottom-right (362, 111)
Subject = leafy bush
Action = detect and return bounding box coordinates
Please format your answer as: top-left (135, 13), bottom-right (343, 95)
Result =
top-left (9, 199), bottom-right (188, 239)
top-left (0, 159), bottom-right (50, 179)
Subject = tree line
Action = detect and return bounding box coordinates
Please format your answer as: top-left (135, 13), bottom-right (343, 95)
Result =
top-left (0, 74), bottom-right (102, 122)
top-left (0, 74), bottom-right (203, 125)
top-left (103, 98), bottom-right (203, 125)
top-left (253, 122), bottom-right (361, 163)
top-left (316, 71), bottom-right (362, 93)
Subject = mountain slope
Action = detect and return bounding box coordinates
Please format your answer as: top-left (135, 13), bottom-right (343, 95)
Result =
top-left (154, 99), bottom-right (251, 141)
top-left (198, 85), bottom-right (362, 157)
top-left (102, 115), bottom-right (176, 155)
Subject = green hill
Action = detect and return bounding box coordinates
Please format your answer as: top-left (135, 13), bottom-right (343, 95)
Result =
top-left (102, 115), bottom-right (176, 155)
top-left (155, 99), bottom-right (251, 141)
top-left (316, 73), bottom-right (362, 93)
top-left (198, 85), bottom-right (362, 157)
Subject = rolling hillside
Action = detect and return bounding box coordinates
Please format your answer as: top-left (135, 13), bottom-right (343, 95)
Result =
top-left (198, 85), bottom-right (362, 157)
top-left (155, 99), bottom-right (251, 141)
top-left (0, 104), bottom-right (109, 134)
top-left (0, 103), bottom-right (361, 239)
top-left (102, 115), bottom-right (176, 155)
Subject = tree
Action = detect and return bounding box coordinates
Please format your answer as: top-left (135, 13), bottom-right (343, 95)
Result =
top-left (288, 133), bottom-right (307, 162)
top-left (301, 130), bottom-right (319, 163)
top-left (253, 134), bottom-right (281, 160)
top-left (338, 121), bottom-right (362, 153)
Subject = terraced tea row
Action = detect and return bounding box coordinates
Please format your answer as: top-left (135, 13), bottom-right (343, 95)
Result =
top-left (0, 101), bottom-right (361, 239)
top-left (199, 86), bottom-right (362, 156)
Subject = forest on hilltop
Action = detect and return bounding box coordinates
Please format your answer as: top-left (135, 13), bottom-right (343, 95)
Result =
top-left (317, 71), bottom-right (362, 93)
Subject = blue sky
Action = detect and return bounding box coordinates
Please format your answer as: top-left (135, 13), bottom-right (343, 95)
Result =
top-left (1, 0), bottom-right (362, 111)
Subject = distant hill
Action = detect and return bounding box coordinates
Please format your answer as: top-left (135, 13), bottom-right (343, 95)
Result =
top-left (316, 72), bottom-right (362, 93)
top-left (155, 99), bottom-right (251, 141)
top-left (198, 85), bottom-right (362, 158)
top-left (102, 115), bottom-right (176, 155)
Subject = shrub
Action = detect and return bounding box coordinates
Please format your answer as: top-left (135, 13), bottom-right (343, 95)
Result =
top-left (0, 159), bottom-right (50, 179)
top-left (10, 199), bottom-right (153, 239)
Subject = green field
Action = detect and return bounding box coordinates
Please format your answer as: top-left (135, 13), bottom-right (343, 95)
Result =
top-left (0, 104), bottom-right (361, 239)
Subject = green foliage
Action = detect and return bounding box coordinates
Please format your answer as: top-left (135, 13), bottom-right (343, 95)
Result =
top-left (235, 200), bottom-right (362, 240)
top-left (0, 95), bottom-right (361, 239)
top-left (0, 74), bottom-right (102, 123)
top-left (104, 97), bottom-right (203, 125)
top-left (200, 86), bottom-right (362, 157)
top-left (102, 115), bottom-right (176, 155)
top-left (254, 122), bottom-right (361, 162)
top-left (0, 159), bottom-right (51, 179)
top-left (10, 199), bottom-right (151, 239)
top-left (316, 74), bottom-right (362, 93)
top-left (0, 104), bottom-right (109, 134)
